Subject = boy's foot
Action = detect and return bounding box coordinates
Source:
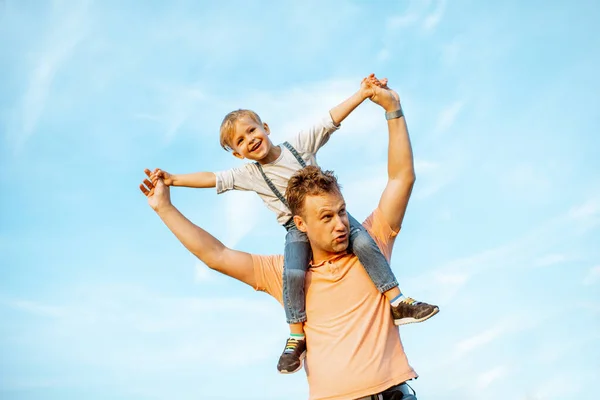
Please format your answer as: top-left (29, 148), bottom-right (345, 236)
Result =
top-left (277, 336), bottom-right (307, 374)
top-left (391, 297), bottom-right (439, 326)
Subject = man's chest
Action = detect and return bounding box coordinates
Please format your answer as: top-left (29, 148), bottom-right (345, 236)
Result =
top-left (304, 258), bottom-right (382, 321)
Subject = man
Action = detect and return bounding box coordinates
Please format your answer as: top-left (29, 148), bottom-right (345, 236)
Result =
top-left (140, 82), bottom-right (422, 399)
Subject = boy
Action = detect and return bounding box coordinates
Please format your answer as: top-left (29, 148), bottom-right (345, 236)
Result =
top-left (151, 74), bottom-right (439, 374)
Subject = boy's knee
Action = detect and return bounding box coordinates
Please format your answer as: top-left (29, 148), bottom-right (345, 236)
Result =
top-left (286, 227), bottom-right (308, 243)
top-left (351, 230), bottom-right (375, 252)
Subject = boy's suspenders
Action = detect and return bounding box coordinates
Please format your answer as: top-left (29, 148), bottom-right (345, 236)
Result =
top-left (255, 141), bottom-right (306, 207)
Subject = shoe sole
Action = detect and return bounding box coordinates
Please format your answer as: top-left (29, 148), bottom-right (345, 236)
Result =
top-left (394, 307), bottom-right (439, 326)
top-left (278, 350), bottom-right (306, 374)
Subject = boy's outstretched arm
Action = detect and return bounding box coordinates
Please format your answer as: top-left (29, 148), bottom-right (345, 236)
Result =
top-left (328, 73), bottom-right (381, 126)
top-left (140, 169), bottom-right (256, 287)
top-left (153, 168), bottom-right (216, 188)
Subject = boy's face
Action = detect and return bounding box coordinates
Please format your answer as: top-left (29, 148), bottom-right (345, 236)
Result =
top-left (230, 116), bottom-right (272, 161)
top-left (294, 191), bottom-right (350, 257)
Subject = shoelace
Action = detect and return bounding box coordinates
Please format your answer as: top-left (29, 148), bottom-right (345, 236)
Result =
top-left (401, 297), bottom-right (420, 305)
top-left (284, 338), bottom-right (301, 354)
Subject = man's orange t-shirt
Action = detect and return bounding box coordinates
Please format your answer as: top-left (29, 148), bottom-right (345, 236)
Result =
top-left (252, 208), bottom-right (418, 400)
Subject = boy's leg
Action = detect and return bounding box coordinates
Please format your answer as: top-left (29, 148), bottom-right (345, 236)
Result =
top-left (347, 212), bottom-right (439, 326)
top-left (280, 224), bottom-right (311, 374)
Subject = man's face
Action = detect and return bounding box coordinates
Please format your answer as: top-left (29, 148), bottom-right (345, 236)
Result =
top-left (295, 191), bottom-right (350, 256)
top-left (230, 116), bottom-right (272, 161)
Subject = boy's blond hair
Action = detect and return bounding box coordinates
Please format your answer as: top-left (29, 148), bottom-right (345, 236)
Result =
top-left (219, 109), bottom-right (263, 151)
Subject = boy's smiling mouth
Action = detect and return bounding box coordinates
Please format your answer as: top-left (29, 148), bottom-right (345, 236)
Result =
top-left (249, 140), bottom-right (262, 153)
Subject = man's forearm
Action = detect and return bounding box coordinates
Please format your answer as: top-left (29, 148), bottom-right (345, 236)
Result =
top-left (172, 172), bottom-right (216, 188)
top-left (329, 90), bottom-right (368, 126)
top-left (387, 116), bottom-right (415, 180)
top-left (156, 204), bottom-right (227, 268)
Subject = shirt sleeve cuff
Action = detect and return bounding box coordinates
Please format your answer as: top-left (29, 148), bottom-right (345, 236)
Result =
top-left (251, 254), bottom-right (265, 292)
top-left (373, 207), bottom-right (400, 238)
top-left (214, 170), bottom-right (233, 194)
top-left (326, 112), bottom-right (342, 129)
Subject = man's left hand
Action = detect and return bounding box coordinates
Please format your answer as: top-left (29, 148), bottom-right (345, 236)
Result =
top-left (140, 168), bottom-right (172, 212)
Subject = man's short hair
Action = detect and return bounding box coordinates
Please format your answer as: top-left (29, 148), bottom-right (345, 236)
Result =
top-left (286, 165), bottom-right (342, 217)
top-left (219, 109), bottom-right (263, 151)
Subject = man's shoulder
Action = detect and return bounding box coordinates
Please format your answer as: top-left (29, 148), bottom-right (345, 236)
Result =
top-left (251, 254), bottom-right (284, 304)
top-left (361, 207), bottom-right (399, 260)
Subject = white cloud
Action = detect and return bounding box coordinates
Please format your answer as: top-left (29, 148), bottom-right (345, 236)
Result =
top-left (533, 253), bottom-right (569, 267)
top-left (582, 265), bottom-right (600, 285)
top-left (428, 270), bottom-right (471, 304)
top-left (414, 159), bottom-right (438, 172)
top-left (475, 365), bottom-right (508, 389)
top-left (4, 299), bottom-right (65, 318)
top-left (135, 84), bottom-right (210, 142)
top-left (442, 37), bottom-right (462, 66)
top-left (455, 326), bottom-right (505, 356)
top-left (577, 301), bottom-right (600, 313)
top-left (431, 271), bottom-right (470, 286)
top-left (221, 189), bottom-right (263, 248)
top-left (566, 197), bottom-right (600, 234)
top-left (435, 100), bottom-right (464, 133)
top-left (0, 283), bottom-right (295, 400)
top-left (340, 164), bottom-right (388, 218)
top-left (412, 157), bottom-right (461, 199)
top-left (376, 48), bottom-right (390, 63)
top-left (386, 13), bottom-right (420, 30)
top-left (501, 163), bottom-right (552, 199)
top-left (528, 373), bottom-right (587, 400)
top-left (10, 1), bottom-right (90, 151)
top-left (568, 198), bottom-right (600, 220)
top-left (3, 285), bottom-right (284, 371)
top-left (533, 335), bottom-right (595, 365)
top-left (409, 194), bottom-right (600, 304)
top-left (194, 261), bottom-right (217, 283)
top-left (423, 0), bottom-right (447, 31)
top-left (385, 0), bottom-right (446, 33)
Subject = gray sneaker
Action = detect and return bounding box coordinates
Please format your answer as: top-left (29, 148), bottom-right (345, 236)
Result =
top-left (391, 297), bottom-right (439, 326)
top-left (277, 337), bottom-right (307, 374)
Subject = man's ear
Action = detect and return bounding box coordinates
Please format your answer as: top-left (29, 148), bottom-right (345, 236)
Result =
top-left (293, 215), bottom-right (307, 233)
top-left (232, 151), bottom-right (244, 160)
top-left (263, 122), bottom-right (270, 135)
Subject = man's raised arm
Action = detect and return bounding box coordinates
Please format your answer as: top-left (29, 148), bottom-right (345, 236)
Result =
top-left (140, 169), bottom-right (257, 287)
top-left (371, 84), bottom-right (416, 232)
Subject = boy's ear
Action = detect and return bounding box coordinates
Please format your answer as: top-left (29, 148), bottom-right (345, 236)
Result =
top-left (232, 151), bottom-right (244, 160)
top-left (263, 122), bottom-right (270, 135)
top-left (293, 215), bottom-right (307, 233)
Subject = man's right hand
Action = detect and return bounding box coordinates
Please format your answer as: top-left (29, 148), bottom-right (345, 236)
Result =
top-left (140, 168), bottom-right (172, 212)
top-left (368, 81), bottom-right (401, 113)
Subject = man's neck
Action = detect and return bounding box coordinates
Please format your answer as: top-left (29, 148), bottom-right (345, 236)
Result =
top-left (311, 248), bottom-right (344, 266)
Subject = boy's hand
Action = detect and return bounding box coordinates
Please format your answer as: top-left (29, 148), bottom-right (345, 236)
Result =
top-left (360, 73), bottom-right (388, 100)
top-left (328, 73), bottom-right (389, 126)
top-left (151, 168), bottom-right (174, 186)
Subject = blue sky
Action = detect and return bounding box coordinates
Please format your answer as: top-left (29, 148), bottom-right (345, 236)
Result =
top-left (1, 0), bottom-right (599, 399)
